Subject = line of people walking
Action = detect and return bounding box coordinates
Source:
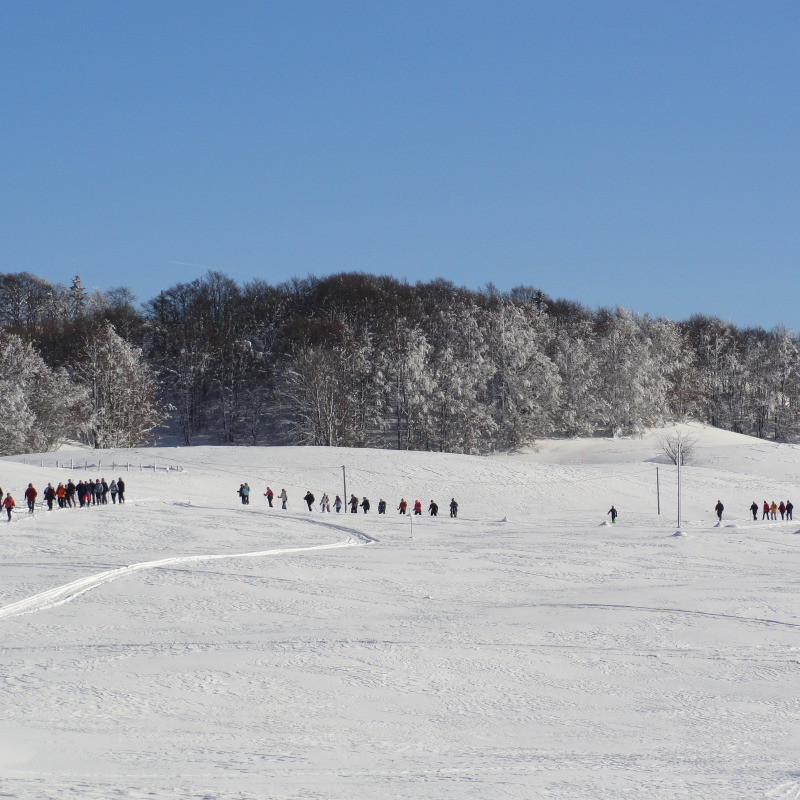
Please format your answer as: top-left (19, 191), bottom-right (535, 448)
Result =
top-left (749, 500), bottom-right (793, 521)
top-left (1, 478), bottom-right (126, 520)
top-left (259, 487), bottom-right (459, 518)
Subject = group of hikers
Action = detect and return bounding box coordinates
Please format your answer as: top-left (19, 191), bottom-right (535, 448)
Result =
top-left (746, 500), bottom-right (793, 521)
top-left (608, 500), bottom-right (795, 524)
top-left (257, 487), bottom-right (459, 518)
top-left (715, 499), bottom-right (794, 521)
top-left (1, 478), bottom-right (127, 520)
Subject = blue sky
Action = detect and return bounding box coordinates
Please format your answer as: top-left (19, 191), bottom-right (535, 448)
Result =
top-left (1, 1), bottom-right (798, 328)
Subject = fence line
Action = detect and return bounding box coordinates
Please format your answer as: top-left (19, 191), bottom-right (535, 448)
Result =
top-left (20, 458), bottom-right (184, 473)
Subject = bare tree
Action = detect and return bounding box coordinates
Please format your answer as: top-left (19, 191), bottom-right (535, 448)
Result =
top-left (657, 430), bottom-right (698, 465)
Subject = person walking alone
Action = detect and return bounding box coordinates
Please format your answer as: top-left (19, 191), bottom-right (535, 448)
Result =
top-left (715, 500), bottom-right (724, 521)
top-left (607, 505), bottom-right (617, 523)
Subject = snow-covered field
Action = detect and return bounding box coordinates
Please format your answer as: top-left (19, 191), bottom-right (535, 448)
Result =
top-left (1, 423), bottom-right (799, 799)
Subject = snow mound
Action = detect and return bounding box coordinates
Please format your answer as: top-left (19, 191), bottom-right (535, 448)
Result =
top-left (500, 515), bottom-right (509, 522)
top-left (672, 530), bottom-right (686, 537)
top-left (600, 520), bottom-right (611, 526)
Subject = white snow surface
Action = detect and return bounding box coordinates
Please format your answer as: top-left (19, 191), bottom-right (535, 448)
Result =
top-left (1, 423), bottom-right (799, 799)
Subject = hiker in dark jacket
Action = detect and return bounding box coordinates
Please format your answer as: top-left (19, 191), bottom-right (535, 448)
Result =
top-left (349, 494), bottom-right (359, 513)
top-left (378, 499), bottom-right (386, 514)
top-left (715, 500), bottom-right (724, 521)
top-left (360, 497), bottom-right (370, 513)
top-left (787, 500), bottom-right (794, 521)
top-left (428, 500), bottom-right (438, 516)
top-left (449, 498), bottom-right (458, 518)
top-left (750, 501), bottom-right (758, 521)
top-left (304, 491), bottom-right (315, 511)
top-left (66, 480), bottom-right (76, 507)
top-left (117, 478), bottom-right (126, 503)
top-left (44, 483), bottom-right (56, 511)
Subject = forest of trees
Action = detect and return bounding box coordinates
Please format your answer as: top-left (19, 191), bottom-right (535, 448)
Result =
top-left (0, 269), bottom-right (798, 454)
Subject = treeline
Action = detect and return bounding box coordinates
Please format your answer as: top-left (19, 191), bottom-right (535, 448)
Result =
top-left (0, 270), bottom-right (798, 453)
top-left (0, 273), bottom-right (165, 454)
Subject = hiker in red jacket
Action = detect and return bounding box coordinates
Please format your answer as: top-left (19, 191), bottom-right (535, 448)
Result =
top-left (3, 494), bottom-right (15, 521)
top-left (413, 499), bottom-right (422, 516)
top-left (24, 484), bottom-right (37, 513)
top-left (398, 498), bottom-right (407, 515)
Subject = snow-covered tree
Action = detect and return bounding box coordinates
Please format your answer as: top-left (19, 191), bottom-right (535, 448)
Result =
top-left (427, 307), bottom-right (495, 453)
top-left (69, 275), bottom-right (87, 319)
top-left (0, 333), bottom-right (89, 454)
top-left (595, 308), bottom-right (671, 436)
top-left (484, 303), bottom-right (560, 447)
top-left (75, 322), bottom-right (168, 448)
top-left (380, 321), bottom-right (434, 450)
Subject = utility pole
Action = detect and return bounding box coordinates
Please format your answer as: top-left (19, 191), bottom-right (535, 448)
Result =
top-left (677, 442), bottom-right (682, 528)
top-left (656, 467), bottom-right (660, 515)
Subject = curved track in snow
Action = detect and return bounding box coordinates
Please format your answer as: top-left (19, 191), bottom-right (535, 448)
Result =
top-left (0, 539), bottom-right (365, 622)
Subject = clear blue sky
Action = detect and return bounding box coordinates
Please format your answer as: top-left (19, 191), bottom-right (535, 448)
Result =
top-left (1, 1), bottom-right (798, 328)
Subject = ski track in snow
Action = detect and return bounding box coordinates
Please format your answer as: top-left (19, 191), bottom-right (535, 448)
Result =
top-left (0, 538), bottom-right (370, 622)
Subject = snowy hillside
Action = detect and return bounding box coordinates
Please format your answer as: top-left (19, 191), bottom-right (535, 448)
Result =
top-left (1, 424), bottom-right (799, 799)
